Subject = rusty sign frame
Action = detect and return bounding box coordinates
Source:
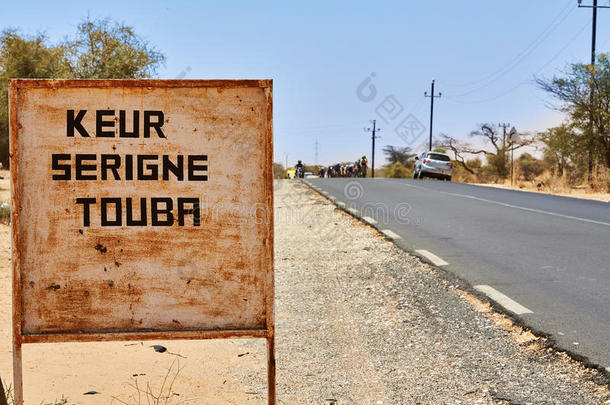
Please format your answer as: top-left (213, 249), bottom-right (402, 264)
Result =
top-left (9, 79), bottom-right (275, 404)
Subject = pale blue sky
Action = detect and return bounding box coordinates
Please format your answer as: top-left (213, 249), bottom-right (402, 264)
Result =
top-left (3, 0), bottom-right (609, 166)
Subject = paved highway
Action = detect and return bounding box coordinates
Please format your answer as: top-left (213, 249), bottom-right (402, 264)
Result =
top-left (307, 178), bottom-right (610, 371)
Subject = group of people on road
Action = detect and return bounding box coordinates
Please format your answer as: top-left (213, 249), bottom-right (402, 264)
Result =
top-left (318, 156), bottom-right (368, 178)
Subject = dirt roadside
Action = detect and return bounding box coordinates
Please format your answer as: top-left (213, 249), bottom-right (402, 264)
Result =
top-left (0, 180), bottom-right (607, 404)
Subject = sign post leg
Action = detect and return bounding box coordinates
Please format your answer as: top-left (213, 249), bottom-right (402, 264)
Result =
top-left (267, 335), bottom-right (276, 405)
top-left (12, 339), bottom-right (23, 405)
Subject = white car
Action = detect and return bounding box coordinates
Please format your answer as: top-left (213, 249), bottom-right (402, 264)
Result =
top-left (304, 172), bottom-right (319, 179)
top-left (413, 151), bottom-right (453, 181)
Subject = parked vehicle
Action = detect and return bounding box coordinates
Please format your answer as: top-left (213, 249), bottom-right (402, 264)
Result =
top-left (413, 151), bottom-right (453, 181)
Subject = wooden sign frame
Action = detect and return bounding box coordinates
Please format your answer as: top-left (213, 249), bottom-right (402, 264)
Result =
top-left (9, 79), bottom-right (275, 404)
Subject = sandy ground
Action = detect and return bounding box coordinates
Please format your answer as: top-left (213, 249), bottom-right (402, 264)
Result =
top-left (0, 179), bottom-right (608, 404)
top-left (0, 170), bottom-right (9, 205)
top-left (473, 182), bottom-right (610, 203)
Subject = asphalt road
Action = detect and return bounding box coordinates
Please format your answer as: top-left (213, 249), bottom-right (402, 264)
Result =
top-left (307, 177), bottom-right (610, 371)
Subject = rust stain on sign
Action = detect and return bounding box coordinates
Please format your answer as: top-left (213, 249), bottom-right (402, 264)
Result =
top-left (9, 79), bottom-right (274, 341)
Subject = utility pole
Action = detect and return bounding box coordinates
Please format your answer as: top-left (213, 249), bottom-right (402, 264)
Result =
top-left (498, 123), bottom-right (512, 183)
top-left (314, 138), bottom-right (319, 167)
top-left (365, 120), bottom-right (381, 177)
top-left (424, 80), bottom-right (442, 151)
top-left (578, 0), bottom-right (610, 183)
top-left (498, 123), bottom-right (511, 144)
top-left (509, 127), bottom-right (518, 188)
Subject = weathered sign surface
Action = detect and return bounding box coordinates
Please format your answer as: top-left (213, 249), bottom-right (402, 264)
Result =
top-left (10, 79), bottom-right (274, 342)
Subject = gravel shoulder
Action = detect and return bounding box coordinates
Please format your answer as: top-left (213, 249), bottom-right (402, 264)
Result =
top-left (274, 180), bottom-right (609, 404)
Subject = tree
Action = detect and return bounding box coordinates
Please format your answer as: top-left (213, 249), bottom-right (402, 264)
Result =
top-left (0, 31), bottom-right (72, 166)
top-left (382, 145), bottom-right (416, 168)
top-left (517, 153), bottom-right (544, 181)
top-left (538, 124), bottom-right (586, 178)
top-left (69, 17), bottom-right (165, 79)
top-left (0, 17), bottom-right (166, 167)
top-left (439, 124), bottom-right (532, 180)
top-left (536, 54), bottom-right (610, 172)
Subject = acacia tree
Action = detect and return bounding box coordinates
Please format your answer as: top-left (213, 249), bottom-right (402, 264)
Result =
top-left (538, 124), bottom-right (587, 178)
top-left (69, 18), bottom-right (165, 79)
top-left (536, 54), bottom-right (610, 172)
top-left (439, 123), bottom-right (532, 179)
top-left (0, 17), bottom-right (166, 167)
top-left (382, 145), bottom-right (416, 167)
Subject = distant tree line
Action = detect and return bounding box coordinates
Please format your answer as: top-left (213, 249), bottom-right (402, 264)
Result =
top-left (380, 54), bottom-right (610, 191)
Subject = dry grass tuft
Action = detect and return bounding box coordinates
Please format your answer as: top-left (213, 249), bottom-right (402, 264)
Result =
top-left (110, 359), bottom-right (182, 405)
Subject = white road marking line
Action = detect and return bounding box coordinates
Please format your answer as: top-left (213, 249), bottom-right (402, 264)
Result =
top-left (415, 249), bottom-right (449, 266)
top-left (337, 202), bottom-right (346, 208)
top-left (362, 216), bottom-right (377, 225)
top-left (395, 181), bottom-right (610, 227)
top-left (322, 191), bottom-right (330, 196)
top-left (474, 285), bottom-right (534, 315)
top-left (381, 229), bottom-right (402, 240)
top-left (347, 207), bottom-right (359, 216)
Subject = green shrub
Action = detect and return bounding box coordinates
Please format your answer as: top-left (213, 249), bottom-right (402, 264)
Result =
top-left (385, 162), bottom-right (412, 178)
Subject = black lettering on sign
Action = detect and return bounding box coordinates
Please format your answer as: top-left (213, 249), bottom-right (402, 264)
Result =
top-left (178, 198), bottom-right (200, 226)
top-left (125, 154), bottom-right (134, 181)
top-left (137, 155), bottom-right (159, 180)
top-left (119, 110), bottom-right (139, 138)
top-left (101, 197), bottom-right (122, 226)
top-left (75, 154), bottom-right (97, 180)
top-left (101, 154), bottom-right (121, 180)
top-left (151, 198), bottom-right (174, 226)
top-left (126, 197), bottom-right (147, 226)
top-left (67, 110), bottom-right (168, 138)
top-left (52, 154), bottom-right (71, 180)
top-left (67, 110), bottom-right (89, 137)
top-left (188, 155), bottom-right (208, 181)
top-left (163, 155), bottom-right (184, 181)
top-left (144, 111), bottom-right (166, 138)
top-left (96, 110), bottom-right (115, 138)
top-left (76, 198), bottom-right (96, 227)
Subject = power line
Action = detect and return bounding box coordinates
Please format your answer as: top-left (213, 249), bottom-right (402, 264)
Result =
top-left (445, 20), bottom-right (591, 105)
top-left (444, 0), bottom-right (575, 89)
top-left (449, 1), bottom-right (576, 98)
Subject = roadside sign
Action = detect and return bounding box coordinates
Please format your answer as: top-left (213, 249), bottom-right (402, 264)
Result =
top-left (9, 79), bottom-right (274, 404)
